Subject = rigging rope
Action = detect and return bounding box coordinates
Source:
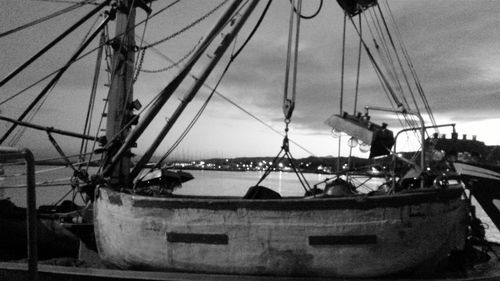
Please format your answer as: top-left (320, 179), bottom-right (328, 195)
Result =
top-left (5, 9), bottom-right (109, 146)
top-left (370, 4), bottom-right (430, 142)
top-left (47, 8), bottom-right (109, 205)
top-left (254, 131), bottom-right (312, 194)
top-left (368, 8), bottom-right (410, 111)
top-left (0, 0), bottom-right (188, 107)
top-left (256, 0), bottom-right (312, 193)
top-left (346, 16), bottom-right (403, 109)
top-left (133, 48), bottom-right (147, 79)
top-left (34, 0), bottom-right (99, 4)
top-left (0, 54), bottom-right (90, 106)
top-left (139, 0), bottom-right (229, 50)
top-left (376, 5), bottom-right (421, 116)
top-left (347, 15), bottom-right (364, 169)
top-left (140, 41), bottom-right (316, 157)
top-left (213, 86), bottom-right (316, 156)
top-left (336, 12), bottom-right (347, 173)
top-left (152, 0), bottom-right (276, 168)
top-left (383, 0), bottom-right (436, 128)
top-left (8, 89), bottom-right (52, 147)
top-left (282, 0), bottom-right (302, 121)
top-left (366, 8), bottom-right (420, 133)
top-left (139, 38), bottom-right (202, 73)
top-left (80, 29), bottom-right (106, 163)
top-left (103, 25), bottom-right (113, 80)
top-left (0, 0), bottom-right (110, 91)
top-left (368, 5), bottom-right (425, 137)
top-left (289, 0), bottom-right (323, 19)
top-left (0, 0), bottom-right (181, 106)
top-left (1, 0), bottom-right (315, 173)
top-left (353, 15), bottom-right (362, 114)
top-left (113, 0), bottom-right (234, 142)
top-left (0, 0), bottom-right (97, 39)
top-left (5, 152), bottom-right (95, 167)
top-left (77, 14), bottom-right (105, 159)
top-left (132, 0), bottom-right (153, 82)
top-left (347, 3), bottom-right (434, 154)
top-left (88, 29), bottom-right (111, 172)
top-left (347, 11), bottom-right (423, 148)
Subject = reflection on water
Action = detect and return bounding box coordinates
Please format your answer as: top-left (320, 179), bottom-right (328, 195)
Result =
top-left (2, 166), bottom-right (499, 242)
top-left (178, 170), bottom-right (330, 197)
top-left (278, 171), bottom-right (282, 195)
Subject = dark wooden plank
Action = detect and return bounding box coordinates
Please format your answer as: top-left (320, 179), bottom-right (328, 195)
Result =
top-left (166, 232), bottom-right (228, 244)
top-left (309, 235), bottom-right (377, 245)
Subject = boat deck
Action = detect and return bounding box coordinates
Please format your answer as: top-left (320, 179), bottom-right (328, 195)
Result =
top-left (1, 243), bottom-right (500, 281)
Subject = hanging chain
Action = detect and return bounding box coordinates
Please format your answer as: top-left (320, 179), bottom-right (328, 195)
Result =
top-left (254, 0), bottom-right (312, 194)
top-left (139, 0), bottom-right (229, 50)
top-left (132, 1), bottom-right (227, 81)
top-left (133, 47), bottom-right (146, 82)
top-left (139, 38), bottom-right (202, 73)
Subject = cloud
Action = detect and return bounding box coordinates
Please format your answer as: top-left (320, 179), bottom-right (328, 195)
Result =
top-left (2, 0), bottom-right (500, 159)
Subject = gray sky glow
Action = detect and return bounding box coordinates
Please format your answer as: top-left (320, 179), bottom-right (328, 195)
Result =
top-left (1, 0), bottom-right (500, 160)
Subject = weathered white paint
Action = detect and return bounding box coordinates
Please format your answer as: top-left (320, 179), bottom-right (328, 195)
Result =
top-left (94, 188), bottom-right (467, 277)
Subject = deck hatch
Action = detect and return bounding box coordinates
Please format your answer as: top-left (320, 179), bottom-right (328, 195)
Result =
top-left (309, 235), bottom-right (377, 245)
top-left (166, 232), bottom-right (228, 244)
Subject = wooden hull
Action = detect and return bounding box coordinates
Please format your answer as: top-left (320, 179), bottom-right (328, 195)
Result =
top-left (94, 187), bottom-right (467, 277)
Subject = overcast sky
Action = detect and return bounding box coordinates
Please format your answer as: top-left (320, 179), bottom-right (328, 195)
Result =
top-left (1, 0), bottom-right (499, 161)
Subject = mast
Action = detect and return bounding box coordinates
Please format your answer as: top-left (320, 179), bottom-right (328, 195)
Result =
top-left (103, 0), bottom-right (243, 177)
top-left (105, 0), bottom-right (136, 186)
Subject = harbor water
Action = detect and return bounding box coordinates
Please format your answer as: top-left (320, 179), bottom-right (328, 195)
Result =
top-left (2, 165), bottom-right (499, 242)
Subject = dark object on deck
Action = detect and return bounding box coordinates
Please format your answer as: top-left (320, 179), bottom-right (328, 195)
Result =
top-left (38, 200), bottom-right (81, 214)
top-left (305, 187), bottom-right (324, 197)
top-left (38, 200), bottom-right (96, 251)
top-left (369, 124), bottom-right (395, 158)
top-left (243, 186), bottom-right (281, 199)
top-left (136, 169), bottom-right (193, 187)
top-left (0, 199), bottom-right (79, 261)
top-left (324, 178), bottom-right (356, 197)
top-left (63, 223), bottom-right (96, 251)
top-left (135, 169), bottom-right (194, 196)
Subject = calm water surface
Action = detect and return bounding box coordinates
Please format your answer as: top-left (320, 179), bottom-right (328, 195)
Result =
top-left (2, 165), bottom-right (499, 242)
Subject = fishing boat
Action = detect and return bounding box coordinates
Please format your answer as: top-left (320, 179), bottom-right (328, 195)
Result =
top-left (0, 0), bottom-right (492, 278)
top-left (90, 0), bottom-right (470, 277)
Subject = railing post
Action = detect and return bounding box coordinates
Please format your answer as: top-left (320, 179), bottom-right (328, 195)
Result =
top-left (364, 106), bottom-right (426, 189)
top-left (0, 147), bottom-right (38, 281)
top-left (25, 149), bottom-right (37, 281)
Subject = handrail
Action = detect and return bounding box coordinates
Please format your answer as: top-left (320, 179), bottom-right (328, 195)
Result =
top-left (364, 106), bottom-right (425, 188)
top-left (0, 146), bottom-right (38, 281)
top-left (391, 123), bottom-right (456, 190)
top-left (393, 123), bottom-right (456, 154)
